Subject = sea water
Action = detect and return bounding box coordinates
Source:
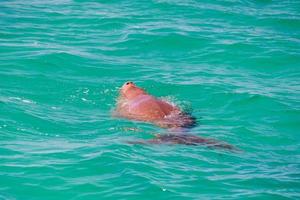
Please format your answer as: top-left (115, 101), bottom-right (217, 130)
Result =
top-left (0, 0), bottom-right (299, 199)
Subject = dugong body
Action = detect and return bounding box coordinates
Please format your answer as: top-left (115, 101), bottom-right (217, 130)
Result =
top-left (113, 82), bottom-right (236, 150)
top-left (114, 82), bottom-right (195, 128)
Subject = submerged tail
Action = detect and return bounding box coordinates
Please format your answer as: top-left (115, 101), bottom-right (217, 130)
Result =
top-left (127, 133), bottom-right (238, 151)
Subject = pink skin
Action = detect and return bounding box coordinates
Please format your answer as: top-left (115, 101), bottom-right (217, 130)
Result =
top-left (115, 82), bottom-right (182, 126)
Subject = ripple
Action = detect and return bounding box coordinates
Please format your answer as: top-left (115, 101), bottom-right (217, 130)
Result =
top-left (1, 0), bottom-right (300, 199)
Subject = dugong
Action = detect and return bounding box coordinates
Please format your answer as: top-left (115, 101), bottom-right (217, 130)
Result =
top-left (114, 81), bottom-right (196, 128)
top-left (113, 82), bottom-right (236, 150)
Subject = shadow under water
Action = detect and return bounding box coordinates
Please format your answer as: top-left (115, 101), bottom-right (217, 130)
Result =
top-left (127, 133), bottom-right (237, 151)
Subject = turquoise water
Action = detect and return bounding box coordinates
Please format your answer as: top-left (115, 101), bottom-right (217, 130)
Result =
top-left (1, 0), bottom-right (300, 199)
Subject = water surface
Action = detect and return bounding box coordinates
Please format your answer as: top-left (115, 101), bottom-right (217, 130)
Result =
top-left (1, 0), bottom-right (300, 199)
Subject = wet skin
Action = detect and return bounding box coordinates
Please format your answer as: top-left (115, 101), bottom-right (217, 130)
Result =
top-left (115, 81), bottom-right (196, 128)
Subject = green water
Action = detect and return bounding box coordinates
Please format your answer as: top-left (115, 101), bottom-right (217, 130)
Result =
top-left (1, 0), bottom-right (300, 199)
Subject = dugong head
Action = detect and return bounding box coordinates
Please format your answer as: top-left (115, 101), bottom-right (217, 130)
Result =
top-left (120, 81), bottom-right (146, 100)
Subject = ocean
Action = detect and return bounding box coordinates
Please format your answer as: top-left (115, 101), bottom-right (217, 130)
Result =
top-left (1, 0), bottom-right (299, 199)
